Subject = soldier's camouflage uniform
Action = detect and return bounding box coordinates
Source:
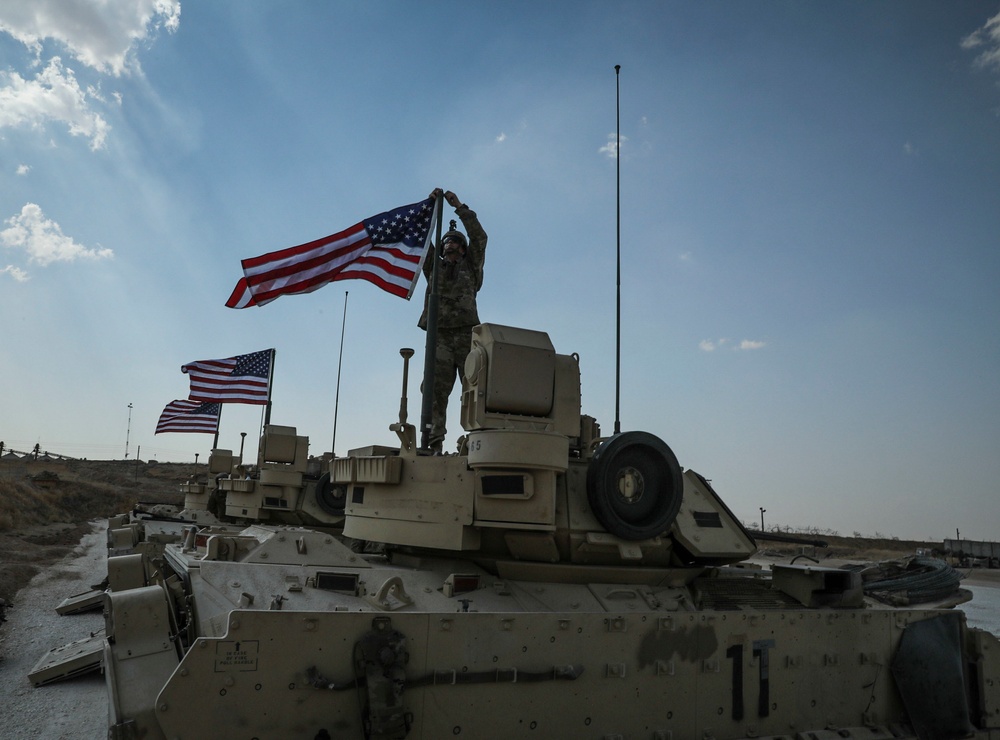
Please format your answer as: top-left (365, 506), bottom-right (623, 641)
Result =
top-left (418, 203), bottom-right (487, 451)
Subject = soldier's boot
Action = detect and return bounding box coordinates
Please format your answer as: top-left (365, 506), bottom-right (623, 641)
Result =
top-left (428, 434), bottom-right (444, 454)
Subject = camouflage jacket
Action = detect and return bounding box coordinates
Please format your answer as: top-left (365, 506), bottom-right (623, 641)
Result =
top-left (418, 204), bottom-right (487, 330)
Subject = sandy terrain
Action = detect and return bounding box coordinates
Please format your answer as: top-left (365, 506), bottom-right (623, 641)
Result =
top-left (963, 567), bottom-right (1000, 587)
top-left (0, 521), bottom-right (107, 740)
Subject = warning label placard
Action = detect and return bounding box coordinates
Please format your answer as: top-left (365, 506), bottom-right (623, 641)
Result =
top-left (214, 640), bottom-right (259, 672)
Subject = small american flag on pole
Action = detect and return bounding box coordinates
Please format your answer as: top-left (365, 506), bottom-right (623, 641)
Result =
top-left (183, 349), bottom-right (272, 405)
top-left (155, 400), bottom-right (221, 434)
top-left (226, 197), bottom-right (438, 308)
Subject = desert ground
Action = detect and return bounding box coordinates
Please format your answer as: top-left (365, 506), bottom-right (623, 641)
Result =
top-left (0, 457), bottom-right (194, 604)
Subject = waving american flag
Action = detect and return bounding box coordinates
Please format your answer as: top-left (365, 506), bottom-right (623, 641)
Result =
top-left (155, 400), bottom-right (221, 434)
top-left (226, 197), bottom-right (438, 308)
top-left (182, 349), bottom-right (272, 404)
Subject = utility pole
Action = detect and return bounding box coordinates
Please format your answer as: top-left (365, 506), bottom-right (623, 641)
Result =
top-left (760, 507), bottom-right (767, 532)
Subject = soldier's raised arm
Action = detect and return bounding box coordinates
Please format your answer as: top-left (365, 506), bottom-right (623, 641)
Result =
top-left (447, 191), bottom-right (487, 280)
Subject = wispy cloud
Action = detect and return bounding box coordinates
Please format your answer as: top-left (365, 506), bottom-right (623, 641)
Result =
top-left (961, 11), bottom-right (1000, 73)
top-left (16, 164), bottom-right (30, 175)
top-left (2, 203), bottom-right (113, 270)
top-left (599, 133), bottom-right (628, 159)
top-left (0, 58), bottom-right (109, 149)
top-left (0, 0), bottom-right (180, 148)
top-left (1, 264), bottom-right (29, 282)
top-left (496, 132), bottom-right (506, 143)
top-left (0, 0), bottom-right (180, 77)
top-left (699, 337), bottom-right (766, 352)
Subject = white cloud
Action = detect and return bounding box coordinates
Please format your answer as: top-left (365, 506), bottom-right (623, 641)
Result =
top-left (0, 1), bottom-right (180, 149)
top-left (1, 264), bottom-right (30, 282)
top-left (700, 337), bottom-right (765, 352)
top-left (0, 0), bottom-right (181, 77)
top-left (16, 164), bottom-right (30, 175)
top-left (496, 132), bottom-right (506, 143)
top-left (0, 57), bottom-right (110, 149)
top-left (599, 133), bottom-right (628, 159)
top-left (1, 203), bottom-right (113, 266)
top-left (962, 11), bottom-right (1000, 73)
top-left (700, 338), bottom-right (730, 352)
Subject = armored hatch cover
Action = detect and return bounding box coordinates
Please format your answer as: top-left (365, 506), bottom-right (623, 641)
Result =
top-left (671, 470), bottom-right (757, 564)
top-left (56, 587), bottom-right (105, 615)
top-left (29, 629), bottom-right (104, 686)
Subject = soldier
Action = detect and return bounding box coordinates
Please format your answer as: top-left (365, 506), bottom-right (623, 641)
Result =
top-left (418, 188), bottom-right (488, 452)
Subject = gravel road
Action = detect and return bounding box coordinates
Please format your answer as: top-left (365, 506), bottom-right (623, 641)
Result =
top-left (0, 521), bottom-right (107, 740)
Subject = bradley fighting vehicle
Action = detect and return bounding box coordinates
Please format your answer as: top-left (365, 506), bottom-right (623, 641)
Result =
top-left (98, 323), bottom-right (1000, 739)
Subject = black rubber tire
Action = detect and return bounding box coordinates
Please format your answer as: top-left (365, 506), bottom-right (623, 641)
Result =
top-left (315, 471), bottom-right (347, 516)
top-left (586, 431), bottom-right (683, 540)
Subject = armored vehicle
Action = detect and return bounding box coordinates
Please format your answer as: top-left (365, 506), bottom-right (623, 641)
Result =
top-left (98, 323), bottom-right (999, 739)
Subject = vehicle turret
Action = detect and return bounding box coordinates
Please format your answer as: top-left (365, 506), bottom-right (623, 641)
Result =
top-left (337, 323), bottom-right (755, 573)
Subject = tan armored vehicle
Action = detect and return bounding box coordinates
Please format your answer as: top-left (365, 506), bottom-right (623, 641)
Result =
top-left (98, 323), bottom-right (999, 739)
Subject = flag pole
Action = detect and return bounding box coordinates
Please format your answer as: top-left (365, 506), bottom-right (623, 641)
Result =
top-left (419, 195), bottom-right (445, 450)
top-left (614, 63), bottom-right (622, 436)
top-left (264, 348), bottom-right (276, 427)
top-left (212, 405), bottom-right (222, 450)
top-left (258, 348), bottom-right (276, 462)
top-left (331, 291), bottom-right (349, 456)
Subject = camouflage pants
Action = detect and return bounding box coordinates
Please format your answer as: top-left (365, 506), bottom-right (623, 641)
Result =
top-left (428, 326), bottom-right (474, 451)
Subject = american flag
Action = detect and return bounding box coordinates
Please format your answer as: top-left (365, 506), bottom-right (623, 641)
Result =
top-left (155, 400), bottom-right (221, 434)
top-left (182, 349), bottom-right (272, 404)
top-left (226, 197), bottom-right (439, 308)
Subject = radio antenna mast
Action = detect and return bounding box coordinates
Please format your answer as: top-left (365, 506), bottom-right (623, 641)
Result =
top-left (614, 64), bottom-right (622, 436)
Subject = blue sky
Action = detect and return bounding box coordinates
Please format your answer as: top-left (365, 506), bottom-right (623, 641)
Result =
top-left (2, 1), bottom-right (998, 540)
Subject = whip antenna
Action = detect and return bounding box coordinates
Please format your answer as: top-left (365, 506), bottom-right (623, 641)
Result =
top-left (614, 64), bottom-right (622, 435)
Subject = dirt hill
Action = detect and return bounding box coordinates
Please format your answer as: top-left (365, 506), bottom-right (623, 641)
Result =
top-left (0, 458), bottom-right (197, 603)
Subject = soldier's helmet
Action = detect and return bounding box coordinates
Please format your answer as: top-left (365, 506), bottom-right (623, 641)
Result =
top-left (442, 220), bottom-right (467, 251)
